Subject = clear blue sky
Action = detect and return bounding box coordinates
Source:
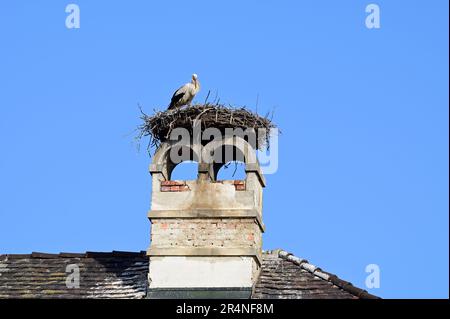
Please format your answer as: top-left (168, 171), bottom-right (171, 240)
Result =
top-left (0, 1), bottom-right (448, 299)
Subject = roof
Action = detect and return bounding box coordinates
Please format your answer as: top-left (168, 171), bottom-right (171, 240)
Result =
top-left (253, 250), bottom-right (379, 299)
top-left (0, 249), bottom-right (379, 299)
top-left (0, 251), bottom-right (148, 299)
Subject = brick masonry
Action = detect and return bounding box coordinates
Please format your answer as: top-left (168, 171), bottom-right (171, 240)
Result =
top-left (151, 218), bottom-right (261, 249)
top-left (160, 180), bottom-right (245, 192)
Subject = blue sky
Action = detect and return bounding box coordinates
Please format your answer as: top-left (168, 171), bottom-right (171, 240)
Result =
top-left (0, 1), bottom-right (448, 298)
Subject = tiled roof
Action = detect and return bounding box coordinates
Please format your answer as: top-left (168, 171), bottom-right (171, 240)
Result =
top-left (253, 250), bottom-right (380, 299)
top-left (0, 251), bottom-right (148, 299)
top-left (0, 249), bottom-right (379, 299)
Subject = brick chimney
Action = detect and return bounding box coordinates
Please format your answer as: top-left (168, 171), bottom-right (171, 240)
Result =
top-left (146, 136), bottom-right (265, 298)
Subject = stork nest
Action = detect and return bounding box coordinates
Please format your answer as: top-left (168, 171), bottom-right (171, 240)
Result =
top-left (137, 103), bottom-right (277, 154)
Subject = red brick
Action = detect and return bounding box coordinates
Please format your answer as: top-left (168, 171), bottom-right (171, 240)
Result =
top-left (161, 180), bottom-right (185, 186)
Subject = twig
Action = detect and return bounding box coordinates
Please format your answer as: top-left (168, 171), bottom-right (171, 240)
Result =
top-left (204, 90), bottom-right (211, 105)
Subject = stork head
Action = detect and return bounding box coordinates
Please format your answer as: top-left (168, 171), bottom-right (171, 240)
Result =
top-left (191, 73), bottom-right (200, 90)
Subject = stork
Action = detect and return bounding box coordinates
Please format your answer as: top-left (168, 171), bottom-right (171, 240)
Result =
top-left (168, 74), bottom-right (200, 110)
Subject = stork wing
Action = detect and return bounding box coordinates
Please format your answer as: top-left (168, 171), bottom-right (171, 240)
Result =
top-left (167, 86), bottom-right (185, 110)
top-left (168, 93), bottom-right (185, 110)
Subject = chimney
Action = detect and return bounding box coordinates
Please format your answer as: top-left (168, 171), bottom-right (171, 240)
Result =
top-left (146, 136), bottom-right (265, 298)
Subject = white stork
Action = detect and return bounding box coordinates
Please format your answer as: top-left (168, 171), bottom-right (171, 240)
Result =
top-left (168, 74), bottom-right (200, 110)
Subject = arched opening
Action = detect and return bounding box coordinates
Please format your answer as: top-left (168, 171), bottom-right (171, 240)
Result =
top-left (210, 144), bottom-right (247, 181)
top-left (169, 161), bottom-right (198, 181)
top-left (164, 144), bottom-right (200, 180)
top-left (216, 161), bottom-right (246, 180)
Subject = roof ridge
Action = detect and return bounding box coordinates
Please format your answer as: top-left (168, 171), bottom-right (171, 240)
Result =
top-left (0, 250), bottom-right (147, 259)
top-left (274, 249), bottom-right (380, 299)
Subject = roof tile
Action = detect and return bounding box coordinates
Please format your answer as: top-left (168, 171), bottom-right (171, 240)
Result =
top-left (252, 250), bottom-right (380, 299)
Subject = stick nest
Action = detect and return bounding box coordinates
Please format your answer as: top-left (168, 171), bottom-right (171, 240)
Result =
top-left (137, 103), bottom-right (277, 154)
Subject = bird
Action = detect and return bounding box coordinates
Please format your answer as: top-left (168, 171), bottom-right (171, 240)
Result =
top-left (168, 74), bottom-right (200, 110)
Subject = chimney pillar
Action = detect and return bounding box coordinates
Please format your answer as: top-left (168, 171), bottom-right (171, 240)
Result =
top-left (147, 137), bottom-right (265, 298)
